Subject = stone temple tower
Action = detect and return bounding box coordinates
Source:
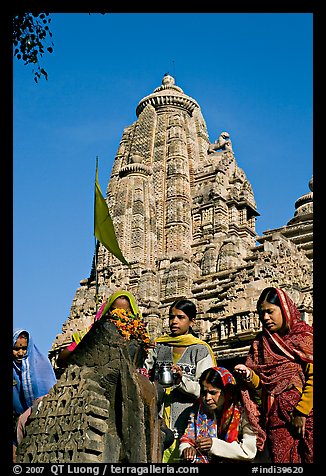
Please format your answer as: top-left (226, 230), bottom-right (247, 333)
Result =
top-left (50, 74), bottom-right (312, 366)
top-left (104, 73), bottom-right (204, 303)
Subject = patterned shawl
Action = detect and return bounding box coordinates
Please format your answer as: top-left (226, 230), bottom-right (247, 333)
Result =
top-left (241, 288), bottom-right (313, 450)
top-left (180, 367), bottom-right (242, 463)
top-left (13, 328), bottom-right (57, 415)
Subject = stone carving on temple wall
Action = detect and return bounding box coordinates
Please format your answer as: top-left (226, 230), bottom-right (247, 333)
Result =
top-left (160, 256), bottom-right (192, 305)
top-left (203, 230), bottom-right (312, 359)
top-left (216, 237), bottom-right (247, 272)
top-left (208, 131), bottom-right (233, 154)
top-left (201, 244), bottom-right (218, 275)
top-left (137, 269), bottom-right (160, 306)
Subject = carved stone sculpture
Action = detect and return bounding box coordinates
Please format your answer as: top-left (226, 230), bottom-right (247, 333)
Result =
top-left (17, 320), bottom-right (162, 463)
top-left (208, 131), bottom-right (233, 153)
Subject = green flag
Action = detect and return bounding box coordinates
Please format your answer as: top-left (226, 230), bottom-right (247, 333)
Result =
top-left (94, 159), bottom-right (129, 266)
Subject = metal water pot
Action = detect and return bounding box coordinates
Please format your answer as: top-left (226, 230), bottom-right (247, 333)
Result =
top-left (158, 364), bottom-right (174, 387)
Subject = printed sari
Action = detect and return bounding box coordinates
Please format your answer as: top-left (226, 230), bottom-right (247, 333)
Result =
top-left (241, 288), bottom-right (313, 463)
top-left (180, 367), bottom-right (242, 463)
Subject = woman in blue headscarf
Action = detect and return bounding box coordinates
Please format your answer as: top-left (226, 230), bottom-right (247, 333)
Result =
top-left (13, 328), bottom-right (56, 415)
top-left (13, 328), bottom-right (56, 459)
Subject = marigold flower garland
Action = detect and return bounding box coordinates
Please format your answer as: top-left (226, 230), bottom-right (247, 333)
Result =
top-left (109, 308), bottom-right (151, 352)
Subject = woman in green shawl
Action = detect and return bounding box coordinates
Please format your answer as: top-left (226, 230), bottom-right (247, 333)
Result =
top-left (144, 298), bottom-right (217, 463)
top-left (97, 289), bottom-right (141, 320)
top-left (56, 289), bottom-right (141, 367)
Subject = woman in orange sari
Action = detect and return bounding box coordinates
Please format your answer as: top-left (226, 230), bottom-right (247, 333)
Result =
top-left (234, 287), bottom-right (313, 463)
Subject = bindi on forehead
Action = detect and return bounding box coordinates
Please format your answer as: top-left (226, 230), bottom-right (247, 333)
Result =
top-left (15, 337), bottom-right (28, 347)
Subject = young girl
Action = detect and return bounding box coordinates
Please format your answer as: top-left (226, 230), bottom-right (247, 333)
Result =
top-left (179, 367), bottom-right (257, 462)
top-left (144, 299), bottom-right (217, 462)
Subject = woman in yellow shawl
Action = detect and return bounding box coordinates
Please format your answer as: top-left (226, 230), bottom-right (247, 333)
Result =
top-left (144, 299), bottom-right (217, 463)
top-left (56, 289), bottom-right (141, 367)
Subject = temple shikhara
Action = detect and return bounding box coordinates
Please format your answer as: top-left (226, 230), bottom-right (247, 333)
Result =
top-left (50, 74), bottom-right (313, 367)
top-left (17, 74), bottom-right (313, 464)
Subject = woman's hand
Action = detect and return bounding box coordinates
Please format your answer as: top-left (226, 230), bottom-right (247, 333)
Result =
top-left (234, 364), bottom-right (251, 380)
top-left (195, 436), bottom-right (212, 453)
top-left (56, 347), bottom-right (72, 368)
top-left (291, 412), bottom-right (307, 437)
top-left (182, 446), bottom-right (196, 462)
top-left (171, 364), bottom-right (183, 385)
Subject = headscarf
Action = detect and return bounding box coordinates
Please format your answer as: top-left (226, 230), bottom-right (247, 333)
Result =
top-left (240, 287), bottom-right (313, 450)
top-left (266, 288), bottom-right (313, 363)
top-left (96, 289), bottom-right (141, 321)
top-left (13, 328), bottom-right (57, 415)
top-left (71, 289), bottom-right (141, 345)
top-left (180, 366), bottom-right (242, 463)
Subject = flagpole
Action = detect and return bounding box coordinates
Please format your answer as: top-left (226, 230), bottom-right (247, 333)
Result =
top-left (95, 238), bottom-right (99, 316)
top-left (94, 156), bottom-right (99, 317)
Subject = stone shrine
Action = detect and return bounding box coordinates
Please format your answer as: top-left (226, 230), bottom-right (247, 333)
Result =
top-left (17, 319), bottom-right (163, 463)
top-left (49, 74), bottom-right (313, 368)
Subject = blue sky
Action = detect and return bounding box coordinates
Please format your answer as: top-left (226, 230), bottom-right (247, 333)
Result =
top-left (13, 13), bottom-right (313, 357)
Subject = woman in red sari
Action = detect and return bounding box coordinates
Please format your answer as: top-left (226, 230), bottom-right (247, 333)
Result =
top-left (234, 287), bottom-right (313, 463)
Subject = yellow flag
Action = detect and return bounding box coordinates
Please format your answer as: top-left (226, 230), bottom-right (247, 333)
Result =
top-left (94, 159), bottom-right (129, 266)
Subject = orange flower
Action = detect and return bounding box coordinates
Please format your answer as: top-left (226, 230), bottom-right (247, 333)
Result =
top-left (108, 308), bottom-right (151, 352)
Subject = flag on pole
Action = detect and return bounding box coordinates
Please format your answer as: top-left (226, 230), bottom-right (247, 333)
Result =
top-left (94, 158), bottom-right (129, 266)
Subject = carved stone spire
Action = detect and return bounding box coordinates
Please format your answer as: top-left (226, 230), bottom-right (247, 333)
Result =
top-left (50, 76), bottom-right (312, 364)
top-left (288, 176), bottom-right (313, 225)
top-left (136, 73), bottom-right (199, 116)
top-left (103, 75), bottom-right (211, 312)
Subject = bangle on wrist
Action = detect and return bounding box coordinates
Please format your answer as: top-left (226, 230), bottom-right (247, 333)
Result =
top-left (245, 369), bottom-right (252, 381)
